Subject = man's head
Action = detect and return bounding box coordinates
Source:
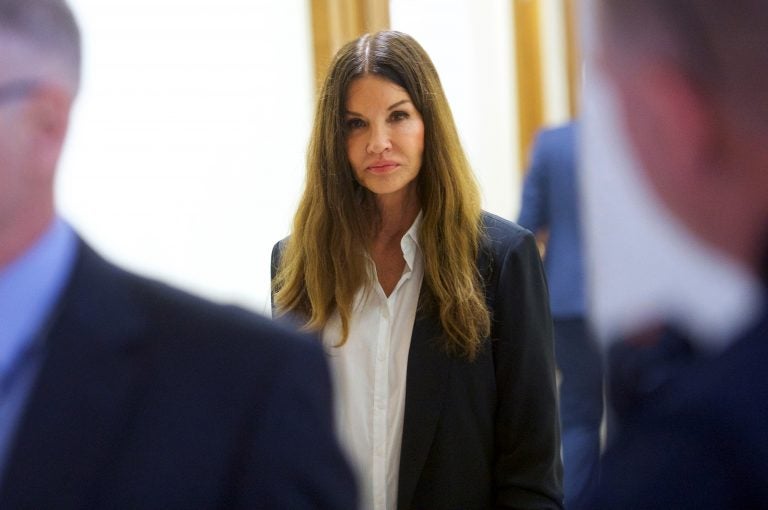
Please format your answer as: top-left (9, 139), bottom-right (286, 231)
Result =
top-left (0, 0), bottom-right (80, 265)
top-left (599, 0), bottom-right (768, 272)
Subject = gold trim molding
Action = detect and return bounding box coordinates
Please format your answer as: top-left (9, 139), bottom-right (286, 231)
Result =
top-left (310, 0), bottom-right (390, 90)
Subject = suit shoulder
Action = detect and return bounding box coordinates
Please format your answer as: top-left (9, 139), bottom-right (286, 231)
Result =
top-left (77, 243), bottom-right (320, 363)
top-left (272, 237), bottom-right (289, 259)
top-left (531, 122), bottom-right (577, 165)
top-left (138, 276), bottom-right (315, 357)
top-left (537, 122), bottom-right (576, 145)
top-left (481, 211), bottom-right (534, 248)
top-left (271, 236), bottom-right (290, 274)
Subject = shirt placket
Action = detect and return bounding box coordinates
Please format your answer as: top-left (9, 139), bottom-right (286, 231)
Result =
top-left (371, 295), bottom-right (392, 510)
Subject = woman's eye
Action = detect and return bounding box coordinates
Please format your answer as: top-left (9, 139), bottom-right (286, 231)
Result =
top-left (345, 118), bottom-right (365, 130)
top-left (390, 111), bottom-right (409, 121)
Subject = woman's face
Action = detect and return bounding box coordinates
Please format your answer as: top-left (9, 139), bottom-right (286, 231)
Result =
top-left (344, 75), bottom-right (424, 200)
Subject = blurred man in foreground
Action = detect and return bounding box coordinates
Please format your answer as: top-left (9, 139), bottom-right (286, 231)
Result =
top-left (580, 1), bottom-right (768, 508)
top-left (0, 1), bottom-right (356, 507)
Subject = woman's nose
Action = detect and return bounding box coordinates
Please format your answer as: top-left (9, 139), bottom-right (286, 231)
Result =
top-left (366, 124), bottom-right (392, 154)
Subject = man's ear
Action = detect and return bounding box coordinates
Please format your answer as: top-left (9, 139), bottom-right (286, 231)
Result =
top-left (610, 57), bottom-right (717, 190)
top-left (26, 83), bottom-right (73, 174)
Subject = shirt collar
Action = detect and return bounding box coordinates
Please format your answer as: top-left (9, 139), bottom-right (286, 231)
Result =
top-left (358, 211), bottom-right (424, 307)
top-left (400, 210), bottom-right (423, 272)
top-left (0, 217), bottom-right (78, 378)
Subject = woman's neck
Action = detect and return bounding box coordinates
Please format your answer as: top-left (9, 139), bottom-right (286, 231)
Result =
top-left (374, 188), bottom-right (420, 241)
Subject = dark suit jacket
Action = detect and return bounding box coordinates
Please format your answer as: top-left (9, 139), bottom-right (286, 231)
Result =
top-left (579, 264), bottom-right (768, 509)
top-left (272, 212), bottom-right (563, 510)
top-left (0, 240), bottom-right (357, 509)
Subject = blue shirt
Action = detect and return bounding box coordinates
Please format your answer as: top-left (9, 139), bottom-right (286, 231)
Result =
top-left (0, 218), bottom-right (78, 483)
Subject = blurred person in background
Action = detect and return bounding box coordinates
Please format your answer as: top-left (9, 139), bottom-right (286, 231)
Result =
top-left (273, 30), bottom-right (563, 510)
top-left (578, 0), bottom-right (768, 508)
top-left (518, 120), bottom-right (603, 508)
top-left (0, 0), bottom-right (356, 507)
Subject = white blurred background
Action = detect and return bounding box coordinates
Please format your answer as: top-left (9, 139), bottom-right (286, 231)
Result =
top-left (60, 0), bottom-right (315, 314)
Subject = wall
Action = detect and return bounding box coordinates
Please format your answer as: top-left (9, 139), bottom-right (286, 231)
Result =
top-left (59, 0), bottom-right (314, 313)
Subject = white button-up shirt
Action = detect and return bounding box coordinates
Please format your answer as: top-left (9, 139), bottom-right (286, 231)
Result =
top-left (323, 212), bottom-right (424, 510)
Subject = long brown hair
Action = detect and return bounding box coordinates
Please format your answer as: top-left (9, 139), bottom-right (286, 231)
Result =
top-left (273, 31), bottom-right (490, 359)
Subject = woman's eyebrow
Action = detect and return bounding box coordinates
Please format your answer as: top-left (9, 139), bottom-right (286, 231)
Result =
top-left (344, 99), bottom-right (411, 117)
top-left (388, 99), bottom-right (410, 110)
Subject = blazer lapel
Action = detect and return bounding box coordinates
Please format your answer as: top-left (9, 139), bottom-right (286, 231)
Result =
top-left (0, 243), bottom-right (149, 509)
top-left (397, 307), bottom-right (452, 510)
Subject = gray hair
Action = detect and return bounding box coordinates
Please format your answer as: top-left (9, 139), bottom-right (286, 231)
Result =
top-left (0, 0), bottom-right (81, 89)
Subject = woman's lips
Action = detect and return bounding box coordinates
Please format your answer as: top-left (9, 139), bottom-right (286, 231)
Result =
top-left (367, 161), bottom-right (400, 174)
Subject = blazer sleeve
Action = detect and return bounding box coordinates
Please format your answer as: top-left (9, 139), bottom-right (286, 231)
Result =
top-left (517, 131), bottom-right (551, 234)
top-left (490, 227), bottom-right (563, 509)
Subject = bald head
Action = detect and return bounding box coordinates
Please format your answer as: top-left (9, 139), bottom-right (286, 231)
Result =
top-left (600, 0), bottom-right (768, 128)
top-left (0, 0), bottom-right (81, 92)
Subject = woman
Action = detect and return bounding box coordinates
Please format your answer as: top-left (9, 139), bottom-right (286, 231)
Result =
top-left (272, 31), bottom-right (562, 510)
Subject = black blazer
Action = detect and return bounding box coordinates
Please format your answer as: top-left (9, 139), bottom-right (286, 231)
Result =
top-left (580, 267), bottom-right (768, 509)
top-left (272, 212), bottom-right (563, 510)
top-left (0, 239), bottom-right (357, 509)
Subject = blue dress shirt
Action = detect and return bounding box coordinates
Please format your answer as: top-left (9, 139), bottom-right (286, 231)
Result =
top-left (0, 218), bottom-right (78, 482)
